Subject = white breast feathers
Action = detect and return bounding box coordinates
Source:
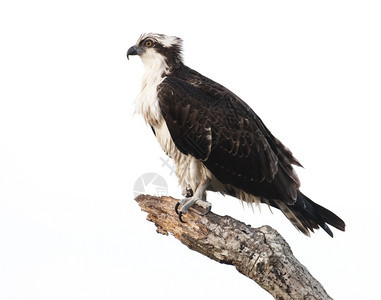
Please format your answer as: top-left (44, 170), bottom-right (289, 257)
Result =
top-left (134, 49), bottom-right (169, 126)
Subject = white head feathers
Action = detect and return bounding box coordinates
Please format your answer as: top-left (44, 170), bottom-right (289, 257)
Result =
top-left (136, 33), bottom-right (183, 48)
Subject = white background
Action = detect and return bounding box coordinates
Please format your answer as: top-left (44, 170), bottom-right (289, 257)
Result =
top-left (1, 1), bottom-right (380, 299)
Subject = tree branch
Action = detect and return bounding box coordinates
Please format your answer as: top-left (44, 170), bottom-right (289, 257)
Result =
top-left (135, 194), bottom-right (332, 300)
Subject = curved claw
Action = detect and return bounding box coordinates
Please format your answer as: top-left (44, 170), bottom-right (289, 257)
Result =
top-left (175, 202), bottom-right (181, 215)
top-left (178, 211), bottom-right (186, 223)
top-left (197, 205), bottom-right (212, 216)
top-left (175, 202), bottom-right (186, 222)
top-left (185, 188), bottom-right (193, 198)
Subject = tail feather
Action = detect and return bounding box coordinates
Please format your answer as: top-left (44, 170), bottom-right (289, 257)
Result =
top-left (277, 192), bottom-right (346, 237)
top-left (312, 199), bottom-right (346, 232)
top-left (276, 201), bottom-right (315, 236)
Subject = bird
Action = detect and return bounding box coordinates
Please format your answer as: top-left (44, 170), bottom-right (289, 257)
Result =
top-left (127, 33), bottom-right (345, 237)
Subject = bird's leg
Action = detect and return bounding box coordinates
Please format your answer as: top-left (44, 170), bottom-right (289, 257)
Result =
top-left (175, 180), bottom-right (212, 222)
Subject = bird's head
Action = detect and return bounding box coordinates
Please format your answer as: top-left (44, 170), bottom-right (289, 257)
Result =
top-left (127, 33), bottom-right (183, 72)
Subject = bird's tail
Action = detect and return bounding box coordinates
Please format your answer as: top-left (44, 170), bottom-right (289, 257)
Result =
top-left (276, 192), bottom-right (346, 237)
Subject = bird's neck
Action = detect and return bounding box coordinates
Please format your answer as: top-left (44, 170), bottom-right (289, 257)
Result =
top-left (135, 55), bottom-right (168, 126)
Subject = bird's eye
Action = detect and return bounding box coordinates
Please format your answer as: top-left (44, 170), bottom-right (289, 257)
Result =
top-left (145, 40), bottom-right (153, 47)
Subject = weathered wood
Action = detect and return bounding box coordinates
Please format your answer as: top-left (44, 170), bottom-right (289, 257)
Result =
top-left (135, 194), bottom-right (332, 300)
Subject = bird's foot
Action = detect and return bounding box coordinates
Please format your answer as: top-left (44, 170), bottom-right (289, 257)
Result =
top-left (175, 197), bottom-right (212, 223)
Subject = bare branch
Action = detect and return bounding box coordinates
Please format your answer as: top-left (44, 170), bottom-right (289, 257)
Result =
top-left (135, 194), bottom-right (332, 300)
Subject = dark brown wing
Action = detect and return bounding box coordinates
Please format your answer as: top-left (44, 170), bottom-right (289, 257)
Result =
top-left (158, 66), bottom-right (302, 205)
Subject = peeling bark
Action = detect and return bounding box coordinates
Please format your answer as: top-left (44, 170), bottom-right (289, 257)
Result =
top-left (135, 194), bottom-right (332, 300)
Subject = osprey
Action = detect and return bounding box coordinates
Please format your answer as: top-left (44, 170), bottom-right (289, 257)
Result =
top-left (127, 33), bottom-right (345, 237)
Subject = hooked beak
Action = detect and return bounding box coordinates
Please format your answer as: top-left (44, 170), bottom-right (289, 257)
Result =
top-left (127, 45), bottom-right (142, 60)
